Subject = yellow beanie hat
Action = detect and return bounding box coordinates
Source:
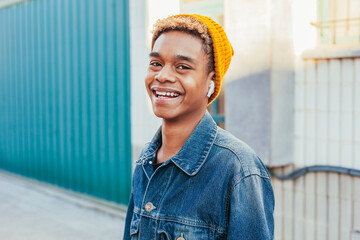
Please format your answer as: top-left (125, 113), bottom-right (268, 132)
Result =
top-left (151, 14), bottom-right (234, 104)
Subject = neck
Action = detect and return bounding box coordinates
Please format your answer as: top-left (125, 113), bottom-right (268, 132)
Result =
top-left (157, 109), bottom-right (207, 164)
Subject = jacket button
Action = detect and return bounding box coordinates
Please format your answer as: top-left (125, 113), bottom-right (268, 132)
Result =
top-left (145, 202), bottom-right (156, 212)
top-left (177, 233), bottom-right (185, 240)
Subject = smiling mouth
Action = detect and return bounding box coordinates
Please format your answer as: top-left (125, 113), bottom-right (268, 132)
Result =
top-left (153, 90), bottom-right (181, 99)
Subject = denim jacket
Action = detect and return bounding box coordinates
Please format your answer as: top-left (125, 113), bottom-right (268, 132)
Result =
top-left (123, 112), bottom-right (274, 239)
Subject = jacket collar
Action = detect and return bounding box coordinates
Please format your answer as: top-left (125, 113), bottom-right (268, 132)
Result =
top-left (139, 111), bottom-right (218, 176)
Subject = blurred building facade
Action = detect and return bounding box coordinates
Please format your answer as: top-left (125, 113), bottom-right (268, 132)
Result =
top-left (226, 0), bottom-right (360, 239)
top-left (0, 0), bottom-right (360, 239)
top-left (136, 0), bottom-right (360, 239)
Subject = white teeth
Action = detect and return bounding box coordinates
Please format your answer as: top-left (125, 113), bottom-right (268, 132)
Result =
top-left (155, 91), bottom-right (180, 97)
top-left (157, 91), bottom-right (166, 96)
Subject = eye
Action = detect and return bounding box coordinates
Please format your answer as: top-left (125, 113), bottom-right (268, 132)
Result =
top-left (150, 61), bottom-right (162, 67)
top-left (177, 65), bottom-right (191, 70)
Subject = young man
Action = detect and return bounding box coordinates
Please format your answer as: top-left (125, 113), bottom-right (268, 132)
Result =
top-left (124, 14), bottom-right (274, 239)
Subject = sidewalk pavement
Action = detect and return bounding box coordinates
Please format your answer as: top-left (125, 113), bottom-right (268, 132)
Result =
top-left (0, 170), bottom-right (126, 240)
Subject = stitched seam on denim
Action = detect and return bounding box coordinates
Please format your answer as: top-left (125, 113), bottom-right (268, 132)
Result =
top-left (139, 153), bottom-right (152, 162)
top-left (212, 142), bottom-right (245, 228)
top-left (224, 174), bottom-right (256, 231)
top-left (130, 211), bottom-right (141, 235)
top-left (135, 208), bottom-right (214, 230)
top-left (136, 213), bottom-right (226, 233)
top-left (139, 142), bottom-right (160, 162)
top-left (238, 172), bottom-right (271, 183)
top-left (229, 174), bottom-right (272, 207)
top-left (170, 124), bottom-right (218, 176)
top-left (140, 143), bottom-right (162, 180)
top-left (154, 211), bottom-right (158, 240)
top-left (213, 143), bottom-right (270, 230)
top-left (172, 127), bottom-right (218, 176)
top-left (160, 215), bottom-right (224, 232)
top-left (226, 173), bottom-right (272, 227)
top-left (140, 162), bottom-right (161, 211)
top-left (212, 142), bottom-right (245, 173)
top-left (133, 208), bottom-right (142, 238)
top-left (134, 207), bottom-right (225, 232)
top-left (212, 142), bottom-right (270, 178)
top-left (224, 180), bottom-right (232, 228)
top-left (223, 171), bottom-right (271, 229)
top-left (141, 164), bottom-right (150, 180)
top-left (191, 126), bottom-right (218, 176)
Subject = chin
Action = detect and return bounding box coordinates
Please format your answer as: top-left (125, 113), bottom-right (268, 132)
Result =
top-left (151, 105), bottom-right (181, 120)
top-left (153, 109), bottom-right (176, 120)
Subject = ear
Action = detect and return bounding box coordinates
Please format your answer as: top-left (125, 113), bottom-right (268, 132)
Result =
top-left (207, 71), bottom-right (215, 81)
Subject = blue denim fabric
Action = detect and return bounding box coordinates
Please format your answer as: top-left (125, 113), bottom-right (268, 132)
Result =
top-left (123, 112), bottom-right (274, 239)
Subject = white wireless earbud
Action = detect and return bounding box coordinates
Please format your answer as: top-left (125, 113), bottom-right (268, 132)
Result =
top-left (207, 81), bottom-right (215, 98)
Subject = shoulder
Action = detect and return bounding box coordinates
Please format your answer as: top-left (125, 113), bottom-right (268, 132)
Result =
top-left (212, 127), bottom-right (270, 180)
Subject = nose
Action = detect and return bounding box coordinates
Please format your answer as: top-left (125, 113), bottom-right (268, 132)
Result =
top-left (155, 65), bottom-right (176, 83)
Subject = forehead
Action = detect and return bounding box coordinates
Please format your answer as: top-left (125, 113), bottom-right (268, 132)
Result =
top-left (152, 31), bottom-right (205, 59)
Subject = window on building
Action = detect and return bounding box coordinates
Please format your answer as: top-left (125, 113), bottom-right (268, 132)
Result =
top-left (313, 0), bottom-right (360, 45)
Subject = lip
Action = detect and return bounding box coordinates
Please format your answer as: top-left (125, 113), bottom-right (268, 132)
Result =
top-left (150, 86), bottom-right (184, 104)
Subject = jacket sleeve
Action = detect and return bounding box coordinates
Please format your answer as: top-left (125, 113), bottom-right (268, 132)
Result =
top-left (227, 175), bottom-right (275, 240)
top-left (123, 144), bottom-right (149, 239)
top-left (123, 190), bottom-right (134, 240)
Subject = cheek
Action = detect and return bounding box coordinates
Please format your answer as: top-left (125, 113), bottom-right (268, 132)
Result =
top-left (183, 77), bottom-right (207, 96)
top-left (144, 72), bottom-right (154, 90)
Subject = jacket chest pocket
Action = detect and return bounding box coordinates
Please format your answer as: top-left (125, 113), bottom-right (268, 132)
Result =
top-left (157, 222), bottom-right (214, 240)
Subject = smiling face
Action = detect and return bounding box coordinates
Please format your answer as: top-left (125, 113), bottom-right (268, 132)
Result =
top-left (145, 31), bottom-right (214, 122)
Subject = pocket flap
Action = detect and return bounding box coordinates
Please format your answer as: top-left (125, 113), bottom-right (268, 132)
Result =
top-left (157, 221), bottom-right (213, 239)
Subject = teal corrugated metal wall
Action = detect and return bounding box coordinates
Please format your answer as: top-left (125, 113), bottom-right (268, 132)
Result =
top-left (0, 0), bottom-right (131, 205)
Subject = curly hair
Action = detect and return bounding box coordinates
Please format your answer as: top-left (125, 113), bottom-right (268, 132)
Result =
top-left (151, 15), bottom-right (215, 74)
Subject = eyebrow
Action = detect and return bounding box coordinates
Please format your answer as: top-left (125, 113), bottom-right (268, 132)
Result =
top-left (149, 52), bottom-right (196, 64)
top-left (149, 52), bottom-right (160, 58)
